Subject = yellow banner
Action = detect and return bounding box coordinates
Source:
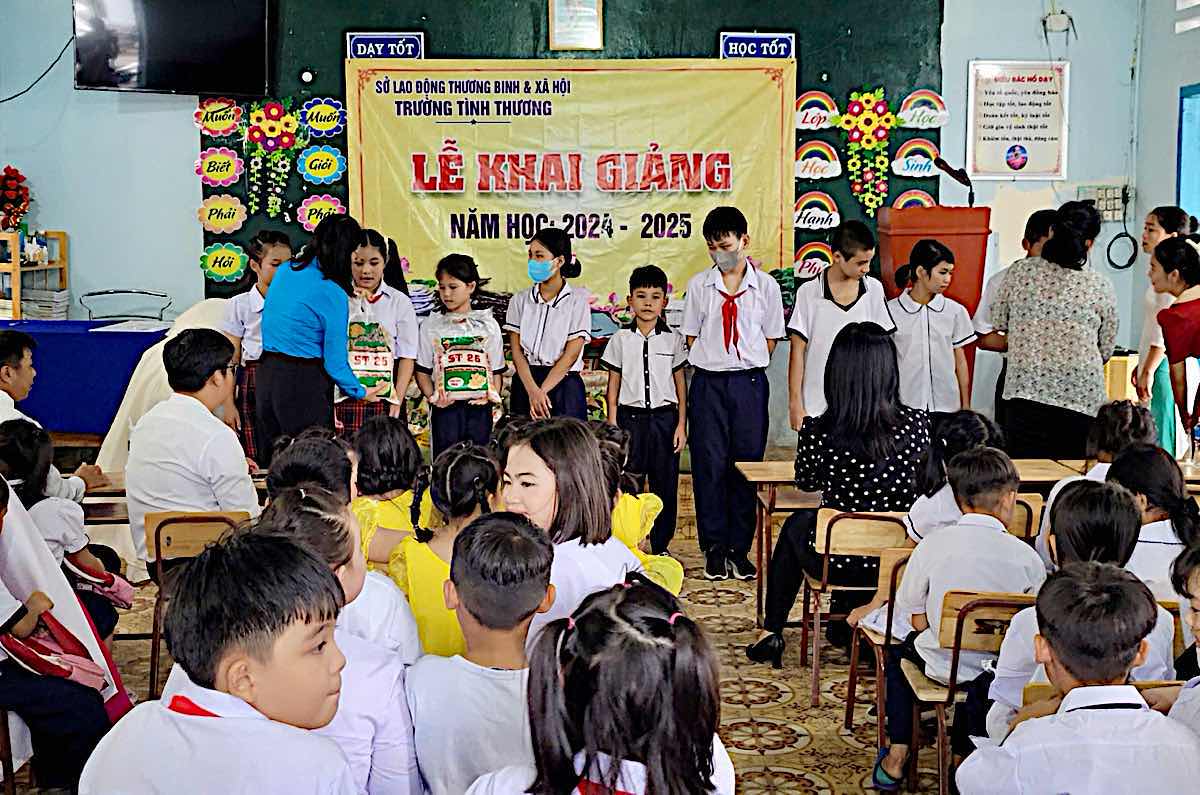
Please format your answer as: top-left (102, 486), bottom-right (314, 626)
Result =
top-left (345, 58), bottom-right (795, 298)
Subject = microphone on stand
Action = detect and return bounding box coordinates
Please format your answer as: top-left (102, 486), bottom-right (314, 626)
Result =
top-left (933, 157), bottom-right (975, 208)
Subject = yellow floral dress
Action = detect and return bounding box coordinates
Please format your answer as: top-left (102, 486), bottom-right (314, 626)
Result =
top-left (350, 490), bottom-right (437, 580)
top-left (611, 493), bottom-right (684, 594)
top-left (390, 535), bottom-right (465, 657)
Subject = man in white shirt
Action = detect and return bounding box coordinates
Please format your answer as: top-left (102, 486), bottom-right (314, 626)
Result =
top-left (0, 330), bottom-right (106, 501)
top-left (957, 562), bottom-right (1200, 794)
top-left (126, 329), bottom-right (261, 569)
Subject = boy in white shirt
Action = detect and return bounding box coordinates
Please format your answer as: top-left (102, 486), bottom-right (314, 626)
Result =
top-left (126, 329), bottom-right (262, 574)
top-left (80, 532), bottom-right (358, 794)
top-left (602, 265), bottom-right (689, 554)
top-left (407, 511), bottom-right (555, 795)
top-left (874, 447), bottom-right (1045, 789)
top-left (957, 562), bottom-right (1200, 794)
top-left (681, 206), bottom-right (785, 581)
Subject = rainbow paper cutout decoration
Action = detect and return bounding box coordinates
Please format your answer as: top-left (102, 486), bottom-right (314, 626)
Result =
top-left (794, 140), bottom-right (842, 180)
top-left (298, 194), bottom-right (347, 232)
top-left (795, 90), bottom-right (839, 130)
top-left (199, 243), bottom-right (248, 283)
top-left (197, 194), bottom-right (248, 234)
top-left (195, 147), bottom-right (244, 187)
top-left (891, 137), bottom-right (940, 178)
top-left (194, 98), bottom-right (242, 137)
top-left (794, 190), bottom-right (840, 230)
top-left (794, 241), bottom-right (833, 280)
top-left (296, 145), bottom-right (347, 185)
top-left (892, 189), bottom-right (937, 209)
top-left (897, 89), bottom-right (950, 129)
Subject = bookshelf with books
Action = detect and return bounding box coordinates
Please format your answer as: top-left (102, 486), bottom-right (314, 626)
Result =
top-left (0, 230), bottom-right (69, 319)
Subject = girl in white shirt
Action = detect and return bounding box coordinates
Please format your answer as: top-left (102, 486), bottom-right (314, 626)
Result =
top-left (254, 487), bottom-right (419, 795)
top-left (466, 579), bottom-right (735, 795)
top-left (887, 239), bottom-right (975, 415)
top-left (501, 417), bottom-right (642, 646)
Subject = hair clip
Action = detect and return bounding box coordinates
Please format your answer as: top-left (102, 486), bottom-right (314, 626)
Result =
top-left (668, 612), bottom-right (683, 626)
top-left (566, 617), bottom-right (575, 630)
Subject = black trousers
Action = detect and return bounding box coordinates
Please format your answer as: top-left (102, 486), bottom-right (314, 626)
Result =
top-left (688, 368), bottom-right (769, 555)
top-left (764, 509), bottom-right (876, 633)
top-left (431, 402), bottom-right (493, 459)
top-left (617, 405), bottom-right (681, 553)
top-left (994, 359), bottom-right (1009, 428)
top-left (1002, 398), bottom-right (1093, 459)
top-left (256, 351), bottom-right (334, 456)
top-left (509, 367), bottom-right (587, 420)
top-left (0, 659), bottom-right (109, 789)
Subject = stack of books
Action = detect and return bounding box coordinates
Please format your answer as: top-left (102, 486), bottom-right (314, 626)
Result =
top-left (0, 288), bottom-right (69, 319)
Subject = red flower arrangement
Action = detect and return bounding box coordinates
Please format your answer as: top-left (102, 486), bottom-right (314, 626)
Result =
top-left (0, 166), bottom-right (31, 230)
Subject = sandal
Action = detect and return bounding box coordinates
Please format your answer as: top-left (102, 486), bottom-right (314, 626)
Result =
top-left (872, 747), bottom-right (904, 792)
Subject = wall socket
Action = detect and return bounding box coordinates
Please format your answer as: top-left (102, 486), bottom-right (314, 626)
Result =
top-left (1076, 184), bottom-right (1129, 223)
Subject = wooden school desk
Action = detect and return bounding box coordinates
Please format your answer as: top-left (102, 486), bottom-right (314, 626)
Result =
top-left (88, 471), bottom-right (269, 499)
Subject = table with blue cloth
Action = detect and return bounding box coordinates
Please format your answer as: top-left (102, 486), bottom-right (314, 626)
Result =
top-left (0, 320), bottom-right (167, 436)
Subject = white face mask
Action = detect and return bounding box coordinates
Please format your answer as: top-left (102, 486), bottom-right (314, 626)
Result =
top-left (711, 246), bottom-right (741, 273)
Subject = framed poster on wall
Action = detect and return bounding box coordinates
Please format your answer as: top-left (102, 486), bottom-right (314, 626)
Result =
top-left (549, 0), bottom-right (603, 51)
top-left (966, 60), bottom-right (1069, 180)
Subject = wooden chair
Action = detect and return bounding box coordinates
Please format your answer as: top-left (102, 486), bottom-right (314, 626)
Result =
top-left (1159, 599), bottom-right (1186, 659)
top-left (844, 547), bottom-right (910, 747)
top-left (0, 709), bottom-right (22, 795)
top-left (1005, 494), bottom-right (1044, 544)
top-left (141, 511), bottom-right (248, 698)
top-left (753, 487), bottom-right (820, 627)
top-left (798, 509), bottom-right (907, 707)
top-left (1022, 679), bottom-right (1183, 706)
top-left (898, 590), bottom-right (1034, 795)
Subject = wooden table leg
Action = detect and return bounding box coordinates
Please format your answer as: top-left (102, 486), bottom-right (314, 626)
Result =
top-left (755, 485), bottom-right (766, 628)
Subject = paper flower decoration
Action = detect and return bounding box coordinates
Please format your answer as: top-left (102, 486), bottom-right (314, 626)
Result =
top-left (298, 194), bottom-right (347, 232)
top-left (199, 242), bottom-right (248, 282)
top-left (195, 147), bottom-right (244, 187)
top-left (197, 194), bottom-right (248, 234)
top-left (240, 98), bottom-right (310, 218)
top-left (301, 98), bottom-right (347, 138)
top-left (0, 165), bottom-right (31, 230)
top-left (297, 145), bottom-right (347, 185)
top-left (194, 98), bottom-right (242, 137)
top-left (831, 87), bottom-right (898, 216)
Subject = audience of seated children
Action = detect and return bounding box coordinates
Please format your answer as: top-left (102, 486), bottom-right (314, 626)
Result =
top-left (266, 432), bottom-right (420, 662)
top-left (596, 434), bottom-right (685, 594)
top-left (601, 264), bottom-right (689, 555)
top-left (1147, 544), bottom-right (1200, 730)
top-left (1036, 400), bottom-right (1157, 565)
top-left (466, 577), bottom-right (735, 795)
top-left (501, 417), bottom-right (643, 647)
top-left (350, 415), bottom-right (436, 569)
top-left (394, 442), bottom-right (499, 656)
top-left (79, 532), bottom-right (358, 794)
top-left (0, 476), bottom-right (111, 793)
top-left (0, 419), bottom-right (130, 642)
top-left (956, 562), bottom-right (1200, 794)
top-left (406, 511), bottom-right (555, 795)
top-left (253, 487), bottom-right (419, 794)
top-left (986, 480), bottom-right (1176, 741)
top-left (0, 329), bottom-right (104, 500)
top-left (683, 206), bottom-right (786, 582)
top-left (874, 447), bottom-right (1046, 790)
top-left (125, 328), bottom-right (261, 576)
top-left (1106, 443), bottom-right (1198, 603)
top-left (749, 322), bottom-right (931, 666)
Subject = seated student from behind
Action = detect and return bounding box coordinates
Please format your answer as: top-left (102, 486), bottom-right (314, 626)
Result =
top-left (874, 447), bottom-right (1046, 790)
top-left (79, 532), bottom-right (358, 794)
top-left (126, 328), bottom-right (261, 573)
top-left (956, 562), bottom-right (1200, 794)
top-left (350, 415), bottom-right (436, 568)
top-left (407, 511), bottom-right (555, 795)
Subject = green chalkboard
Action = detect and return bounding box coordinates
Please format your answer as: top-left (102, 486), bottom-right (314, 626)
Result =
top-left (203, 0), bottom-right (942, 296)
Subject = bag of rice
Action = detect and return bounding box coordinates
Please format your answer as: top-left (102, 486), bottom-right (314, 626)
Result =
top-left (338, 298), bottom-right (398, 404)
top-left (423, 310), bottom-right (502, 403)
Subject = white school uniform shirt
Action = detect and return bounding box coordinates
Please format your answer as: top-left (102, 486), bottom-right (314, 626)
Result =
top-left (972, 268), bottom-right (1007, 336)
top-left (126, 393), bottom-right (261, 561)
top-left (985, 603), bottom-right (1176, 741)
top-left (1034, 462), bottom-right (1110, 568)
top-left (25, 496), bottom-right (87, 565)
top-left (681, 264), bottom-right (786, 372)
top-left (786, 271), bottom-right (894, 416)
top-left (887, 290), bottom-right (976, 412)
top-left (316, 627), bottom-right (420, 795)
top-left (406, 655), bottom-right (532, 795)
top-left (1126, 519), bottom-right (1186, 602)
top-left (1139, 285), bottom-right (1174, 363)
top-left (527, 536), bottom-right (643, 650)
top-left (365, 283), bottom-right (420, 360)
top-left (503, 282), bottom-right (591, 370)
top-left (466, 735), bottom-right (736, 795)
top-left (79, 665), bottom-right (358, 795)
top-left (956, 685), bottom-right (1200, 795)
top-left (1167, 675), bottom-right (1200, 737)
top-left (903, 482), bottom-right (962, 544)
top-left (339, 570), bottom-right (422, 664)
top-left (893, 513), bottom-right (1046, 683)
top-left (0, 391), bottom-right (85, 502)
top-left (217, 287), bottom-right (266, 363)
top-left (600, 324), bottom-right (689, 409)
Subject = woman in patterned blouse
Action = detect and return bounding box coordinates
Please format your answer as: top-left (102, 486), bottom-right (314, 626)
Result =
top-left (988, 201), bottom-right (1119, 457)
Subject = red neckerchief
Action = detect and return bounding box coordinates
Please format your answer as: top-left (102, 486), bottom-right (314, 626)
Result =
top-left (167, 695), bottom-right (219, 718)
top-left (577, 780), bottom-right (635, 795)
top-left (365, 291), bottom-right (384, 305)
top-left (718, 289), bottom-right (746, 356)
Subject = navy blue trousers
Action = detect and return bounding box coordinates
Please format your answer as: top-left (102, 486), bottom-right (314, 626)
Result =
top-left (430, 402), bottom-right (494, 459)
top-left (687, 368), bottom-right (769, 555)
top-left (509, 367), bottom-right (588, 420)
top-left (617, 405), bottom-right (681, 553)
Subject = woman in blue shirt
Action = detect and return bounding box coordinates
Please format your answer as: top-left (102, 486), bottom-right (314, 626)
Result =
top-left (258, 214), bottom-right (385, 448)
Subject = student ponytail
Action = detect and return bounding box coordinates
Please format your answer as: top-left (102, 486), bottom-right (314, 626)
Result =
top-left (1108, 444), bottom-right (1200, 547)
top-left (246, 229), bottom-right (292, 267)
top-left (0, 419), bottom-right (53, 508)
top-left (256, 486), bottom-right (356, 569)
top-left (1150, 205), bottom-right (1200, 236)
top-left (410, 464), bottom-right (433, 543)
top-left (1041, 200), bottom-right (1102, 270)
top-left (895, 238), bottom-right (955, 290)
top-left (1086, 400), bottom-right (1156, 460)
top-left (361, 228), bottom-right (410, 296)
top-left (1154, 235), bottom-right (1200, 288)
top-left (353, 415), bottom-right (423, 499)
top-left (530, 227), bottom-right (581, 278)
top-left (428, 443), bottom-right (499, 526)
top-left (918, 410), bottom-right (1004, 497)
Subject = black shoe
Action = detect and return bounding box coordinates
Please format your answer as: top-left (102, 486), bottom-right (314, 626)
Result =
top-left (703, 550), bottom-right (728, 580)
top-left (746, 633), bottom-right (785, 668)
top-left (727, 553), bottom-right (757, 581)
